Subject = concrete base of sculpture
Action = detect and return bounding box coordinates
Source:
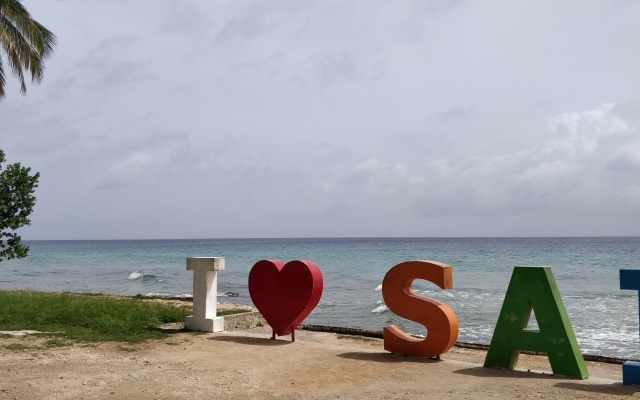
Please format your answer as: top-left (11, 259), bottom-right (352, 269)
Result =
top-left (185, 315), bottom-right (224, 333)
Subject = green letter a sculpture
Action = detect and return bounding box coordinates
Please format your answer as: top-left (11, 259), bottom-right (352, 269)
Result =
top-left (484, 266), bottom-right (588, 379)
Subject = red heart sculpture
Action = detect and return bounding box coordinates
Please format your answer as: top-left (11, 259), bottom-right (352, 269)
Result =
top-left (248, 259), bottom-right (323, 336)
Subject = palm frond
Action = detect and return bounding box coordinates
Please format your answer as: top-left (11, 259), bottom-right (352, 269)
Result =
top-left (0, 0), bottom-right (56, 96)
top-left (0, 53), bottom-right (6, 97)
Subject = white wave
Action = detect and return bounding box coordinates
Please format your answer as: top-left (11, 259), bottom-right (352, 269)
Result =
top-left (372, 304), bottom-right (388, 313)
top-left (128, 271), bottom-right (144, 280)
top-left (374, 284), bottom-right (382, 291)
top-left (145, 292), bottom-right (192, 298)
top-left (128, 270), bottom-right (158, 282)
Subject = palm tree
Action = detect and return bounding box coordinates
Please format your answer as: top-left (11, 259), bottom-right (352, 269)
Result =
top-left (0, 0), bottom-right (56, 98)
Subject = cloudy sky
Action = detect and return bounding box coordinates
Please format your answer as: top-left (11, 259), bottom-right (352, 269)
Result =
top-left (1, 0), bottom-right (639, 239)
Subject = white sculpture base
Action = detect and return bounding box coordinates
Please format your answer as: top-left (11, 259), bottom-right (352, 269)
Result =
top-left (185, 315), bottom-right (224, 333)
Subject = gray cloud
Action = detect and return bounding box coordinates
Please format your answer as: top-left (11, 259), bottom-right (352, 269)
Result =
top-left (1, 1), bottom-right (639, 239)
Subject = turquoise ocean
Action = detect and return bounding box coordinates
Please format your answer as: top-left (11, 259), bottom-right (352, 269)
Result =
top-left (1, 237), bottom-right (639, 359)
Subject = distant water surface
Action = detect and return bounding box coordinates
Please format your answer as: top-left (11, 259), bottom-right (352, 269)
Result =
top-left (1, 237), bottom-right (639, 358)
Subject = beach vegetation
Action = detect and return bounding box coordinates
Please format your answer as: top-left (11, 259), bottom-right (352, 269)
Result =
top-left (3, 342), bottom-right (29, 350)
top-left (0, 291), bottom-right (249, 343)
top-left (42, 338), bottom-right (72, 348)
top-left (0, 291), bottom-right (193, 343)
top-left (1, 338), bottom-right (72, 351)
top-left (0, 0), bottom-right (56, 98)
top-left (0, 149), bottom-right (39, 262)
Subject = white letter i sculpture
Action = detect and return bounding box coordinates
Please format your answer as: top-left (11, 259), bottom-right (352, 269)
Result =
top-left (185, 257), bottom-right (225, 332)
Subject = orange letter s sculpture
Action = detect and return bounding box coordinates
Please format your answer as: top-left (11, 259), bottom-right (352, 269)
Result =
top-left (382, 260), bottom-right (458, 357)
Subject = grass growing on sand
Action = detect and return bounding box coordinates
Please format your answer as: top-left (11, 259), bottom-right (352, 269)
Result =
top-left (0, 291), bottom-right (243, 343)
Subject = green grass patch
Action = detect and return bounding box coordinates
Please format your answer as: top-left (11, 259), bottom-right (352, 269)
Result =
top-left (3, 343), bottom-right (31, 351)
top-left (42, 338), bottom-right (73, 348)
top-left (0, 291), bottom-right (192, 343)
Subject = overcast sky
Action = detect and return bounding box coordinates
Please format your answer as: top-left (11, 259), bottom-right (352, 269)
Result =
top-left (1, 0), bottom-right (639, 240)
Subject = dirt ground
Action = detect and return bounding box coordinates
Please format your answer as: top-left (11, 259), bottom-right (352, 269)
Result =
top-left (1, 317), bottom-right (638, 400)
top-left (0, 300), bottom-right (637, 399)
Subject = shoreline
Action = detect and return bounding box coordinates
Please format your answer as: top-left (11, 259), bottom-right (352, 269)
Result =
top-left (1, 290), bottom-right (634, 365)
top-left (299, 324), bottom-right (635, 365)
top-left (4, 237), bottom-right (640, 361)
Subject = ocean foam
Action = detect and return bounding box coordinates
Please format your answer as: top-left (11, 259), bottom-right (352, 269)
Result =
top-left (128, 271), bottom-right (143, 280)
top-left (145, 292), bottom-right (192, 298)
top-left (128, 271), bottom-right (158, 282)
top-left (372, 304), bottom-right (388, 313)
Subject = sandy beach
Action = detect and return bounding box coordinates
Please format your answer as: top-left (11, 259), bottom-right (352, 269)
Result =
top-left (1, 320), bottom-right (637, 399)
